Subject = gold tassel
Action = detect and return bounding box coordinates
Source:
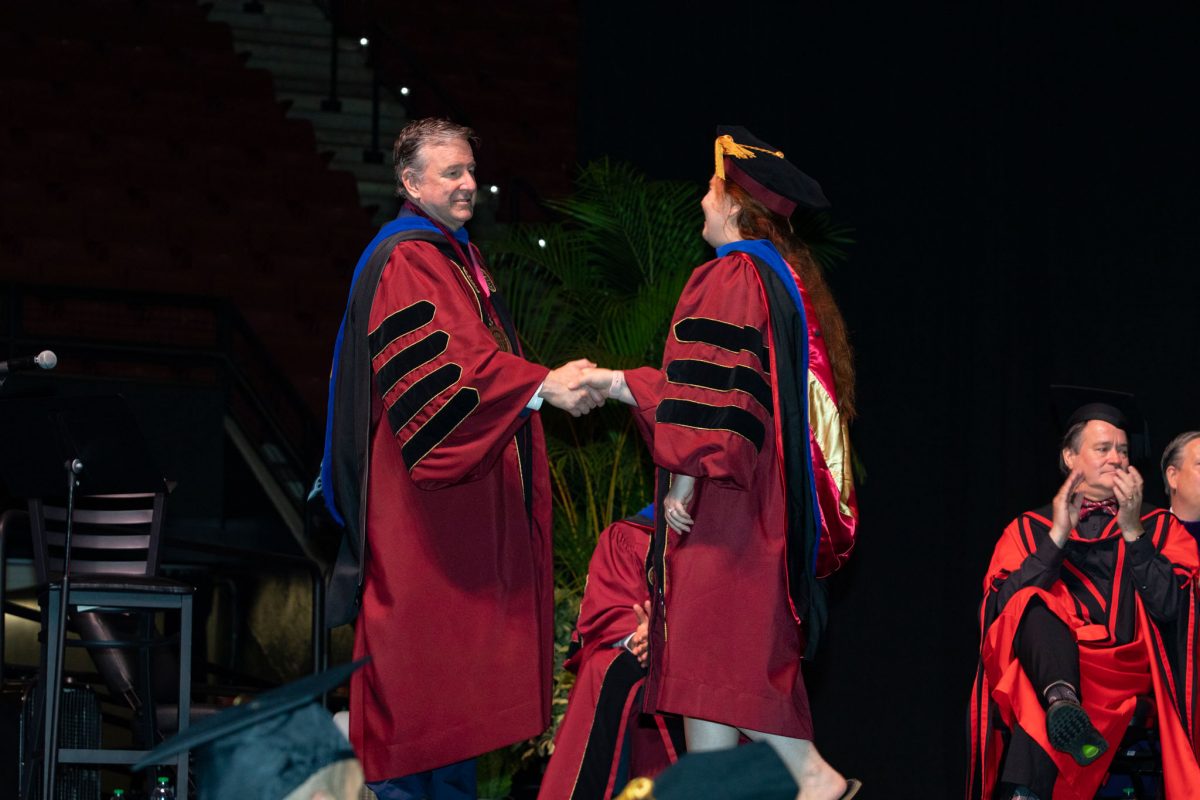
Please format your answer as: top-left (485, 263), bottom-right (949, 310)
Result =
top-left (714, 133), bottom-right (785, 179)
top-left (616, 777), bottom-right (656, 800)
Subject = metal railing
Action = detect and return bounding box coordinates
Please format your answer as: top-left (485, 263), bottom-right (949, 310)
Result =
top-left (0, 282), bottom-right (323, 540)
top-left (312, 1), bottom-right (474, 158)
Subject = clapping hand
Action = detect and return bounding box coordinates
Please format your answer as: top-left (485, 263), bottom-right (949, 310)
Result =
top-left (1049, 469), bottom-right (1085, 547)
top-left (1113, 466), bottom-right (1145, 539)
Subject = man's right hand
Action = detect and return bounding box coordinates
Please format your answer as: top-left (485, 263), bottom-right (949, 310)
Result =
top-left (540, 359), bottom-right (604, 417)
top-left (571, 368), bottom-right (636, 406)
top-left (1049, 469), bottom-right (1085, 547)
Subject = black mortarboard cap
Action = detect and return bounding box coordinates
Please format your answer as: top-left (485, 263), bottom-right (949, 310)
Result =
top-left (637, 741), bottom-right (799, 800)
top-left (714, 125), bottom-right (830, 217)
top-left (1052, 385), bottom-right (1150, 463)
top-left (133, 659), bottom-right (366, 800)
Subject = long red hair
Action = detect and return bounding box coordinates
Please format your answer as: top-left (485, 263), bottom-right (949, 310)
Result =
top-left (724, 180), bottom-right (857, 420)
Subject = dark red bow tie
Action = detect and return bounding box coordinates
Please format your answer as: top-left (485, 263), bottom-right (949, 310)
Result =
top-left (1079, 497), bottom-right (1119, 521)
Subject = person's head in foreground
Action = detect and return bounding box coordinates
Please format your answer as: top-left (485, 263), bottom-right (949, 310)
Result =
top-left (133, 660), bottom-right (367, 800)
top-left (616, 740), bottom-right (859, 800)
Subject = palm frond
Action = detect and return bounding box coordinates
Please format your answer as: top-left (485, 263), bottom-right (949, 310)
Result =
top-left (794, 211), bottom-right (856, 270)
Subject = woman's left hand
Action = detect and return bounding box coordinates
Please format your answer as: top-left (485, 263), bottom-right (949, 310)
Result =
top-left (664, 474), bottom-right (696, 533)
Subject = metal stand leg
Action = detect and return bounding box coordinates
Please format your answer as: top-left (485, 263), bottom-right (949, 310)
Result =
top-left (177, 594), bottom-right (192, 800)
top-left (41, 585), bottom-right (63, 800)
top-left (44, 458), bottom-right (84, 800)
top-left (137, 614), bottom-right (155, 752)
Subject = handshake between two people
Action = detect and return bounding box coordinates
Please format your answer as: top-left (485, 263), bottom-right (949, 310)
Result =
top-left (537, 360), bottom-right (637, 417)
top-left (540, 361), bottom-right (699, 535)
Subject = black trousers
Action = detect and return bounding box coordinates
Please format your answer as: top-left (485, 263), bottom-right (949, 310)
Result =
top-left (996, 597), bottom-right (1081, 799)
top-left (1013, 597), bottom-right (1081, 702)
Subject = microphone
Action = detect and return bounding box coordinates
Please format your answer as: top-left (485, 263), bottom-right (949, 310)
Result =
top-left (0, 350), bottom-right (57, 375)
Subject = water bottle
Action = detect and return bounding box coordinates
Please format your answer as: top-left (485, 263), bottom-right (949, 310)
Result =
top-left (151, 776), bottom-right (176, 799)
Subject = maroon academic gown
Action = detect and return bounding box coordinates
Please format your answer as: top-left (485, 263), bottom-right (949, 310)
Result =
top-left (622, 251), bottom-right (856, 737)
top-left (538, 518), bottom-right (683, 800)
top-left (348, 238), bottom-right (554, 781)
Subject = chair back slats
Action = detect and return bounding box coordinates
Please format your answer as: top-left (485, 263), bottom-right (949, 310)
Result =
top-left (30, 492), bottom-right (167, 582)
top-left (44, 558), bottom-right (149, 576)
top-left (43, 507), bottom-right (155, 526)
top-left (44, 532), bottom-right (152, 551)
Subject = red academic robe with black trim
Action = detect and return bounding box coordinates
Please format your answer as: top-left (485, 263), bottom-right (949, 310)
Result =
top-left (538, 517), bottom-right (684, 800)
top-left (347, 236), bottom-right (554, 781)
top-left (622, 251), bottom-right (857, 737)
top-left (967, 508), bottom-right (1200, 800)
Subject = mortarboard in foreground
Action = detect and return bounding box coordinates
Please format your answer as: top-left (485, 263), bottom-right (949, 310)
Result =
top-left (133, 659), bottom-right (366, 800)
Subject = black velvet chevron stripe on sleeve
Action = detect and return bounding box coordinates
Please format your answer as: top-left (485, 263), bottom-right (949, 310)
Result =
top-left (665, 359), bottom-right (773, 412)
top-left (656, 398), bottom-right (765, 450)
top-left (376, 331), bottom-right (450, 394)
top-left (672, 317), bottom-right (770, 370)
top-left (386, 363), bottom-right (462, 435)
top-left (400, 387), bottom-right (480, 469)
top-left (368, 300), bottom-right (436, 358)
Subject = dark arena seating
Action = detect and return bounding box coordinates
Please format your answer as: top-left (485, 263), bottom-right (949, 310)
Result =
top-left (0, 0), bottom-right (375, 417)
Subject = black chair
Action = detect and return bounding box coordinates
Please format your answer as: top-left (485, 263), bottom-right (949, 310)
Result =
top-left (1101, 697), bottom-right (1162, 799)
top-left (7, 490), bottom-right (193, 800)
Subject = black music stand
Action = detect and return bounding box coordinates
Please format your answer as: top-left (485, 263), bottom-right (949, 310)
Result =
top-left (0, 394), bottom-right (165, 800)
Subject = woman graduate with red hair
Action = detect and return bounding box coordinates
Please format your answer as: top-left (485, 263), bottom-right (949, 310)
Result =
top-left (577, 126), bottom-right (860, 800)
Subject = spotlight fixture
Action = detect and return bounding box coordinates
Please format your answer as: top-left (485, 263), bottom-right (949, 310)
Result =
top-left (359, 37), bottom-right (369, 46)
top-left (400, 86), bottom-right (411, 96)
top-left (537, 239), bottom-right (547, 249)
top-left (489, 185), bottom-right (499, 195)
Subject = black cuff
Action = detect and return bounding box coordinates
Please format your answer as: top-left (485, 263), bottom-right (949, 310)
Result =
top-left (1125, 531), bottom-right (1157, 565)
top-left (1031, 539), bottom-right (1067, 570)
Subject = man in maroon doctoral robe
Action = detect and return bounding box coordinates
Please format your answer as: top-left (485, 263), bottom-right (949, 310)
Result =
top-left (538, 506), bottom-right (685, 800)
top-left (321, 118), bottom-right (601, 799)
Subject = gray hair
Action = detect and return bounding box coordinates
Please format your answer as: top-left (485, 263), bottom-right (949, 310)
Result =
top-left (392, 118), bottom-right (477, 199)
top-left (1161, 431), bottom-right (1200, 495)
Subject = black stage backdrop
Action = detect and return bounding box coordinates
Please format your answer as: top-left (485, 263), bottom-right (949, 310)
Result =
top-left (579, 4), bottom-right (1200, 796)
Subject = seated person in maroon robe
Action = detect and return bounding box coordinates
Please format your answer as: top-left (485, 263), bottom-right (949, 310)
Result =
top-left (538, 506), bottom-right (686, 800)
top-left (968, 392), bottom-right (1200, 800)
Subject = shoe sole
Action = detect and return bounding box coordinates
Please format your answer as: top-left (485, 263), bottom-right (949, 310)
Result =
top-left (1046, 701), bottom-right (1108, 766)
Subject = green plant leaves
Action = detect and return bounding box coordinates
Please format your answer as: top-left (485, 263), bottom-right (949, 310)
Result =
top-left (488, 159), bottom-right (708, 370)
